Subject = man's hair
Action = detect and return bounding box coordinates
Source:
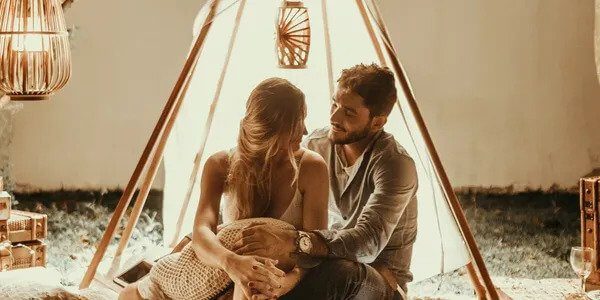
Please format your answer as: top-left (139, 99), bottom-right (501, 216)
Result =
top-left (337, 63), bottom-right (397, 117)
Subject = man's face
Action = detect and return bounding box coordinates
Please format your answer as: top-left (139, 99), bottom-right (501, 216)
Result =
top-left (328, 88), bottom-right (374, 145)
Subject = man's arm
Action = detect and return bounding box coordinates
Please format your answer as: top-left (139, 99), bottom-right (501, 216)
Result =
top-left (234, 153), bottom-right (417, 265)
top-left (305, 154), bottom-right (417, 263)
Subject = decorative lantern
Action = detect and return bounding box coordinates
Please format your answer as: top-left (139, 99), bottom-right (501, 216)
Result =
top-left (276, 0), bottom-right (310, 69)
top-left (0, 0), bottom-right (71, 101)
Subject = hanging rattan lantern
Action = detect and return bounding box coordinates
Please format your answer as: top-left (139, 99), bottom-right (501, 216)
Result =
top-left (0, 0), bottom-right (71, 101)
top-left (277, 0), bottom-right (310, 69)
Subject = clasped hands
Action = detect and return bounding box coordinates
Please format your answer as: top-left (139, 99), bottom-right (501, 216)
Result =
top-left (227, 221), bottom-right (298, 299)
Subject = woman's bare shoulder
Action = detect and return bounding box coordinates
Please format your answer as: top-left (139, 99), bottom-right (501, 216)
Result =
top-left (300, 148), bottom-right (326, 166)
top-left (204, 150), bottom-right (230, 177)
top-left (298, 149), bottom-right (328, 182)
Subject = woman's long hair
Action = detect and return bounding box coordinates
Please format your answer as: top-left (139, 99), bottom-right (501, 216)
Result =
top-left (227, 78), bottom-right (306, 220)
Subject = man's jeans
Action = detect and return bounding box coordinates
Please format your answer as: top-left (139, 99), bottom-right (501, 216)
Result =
top-left (280, 259), bottom-right (403, 300)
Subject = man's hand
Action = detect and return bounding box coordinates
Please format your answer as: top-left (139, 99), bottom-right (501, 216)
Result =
top-left (232, 222), bottom-right (297, 259)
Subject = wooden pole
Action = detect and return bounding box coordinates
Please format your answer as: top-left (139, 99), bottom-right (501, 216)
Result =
top-left (78, 0), bottom-right (221, 289)
top-left (111, 50), bottom-right (199, 262)
top-left (354, 0), bottom-right (385, 65)
top-left (169, 151), bottom-right (202, 247)
top-left (320, 0), bottom-right (334, 98)
top-left (357, 0), bottom-right (499, 298)
top-left (466, 262), bottom-right (487, 299)
top-left (111, 0), bottom-right (230, 263)
top-left (169, 0), bottom-right (247, 247)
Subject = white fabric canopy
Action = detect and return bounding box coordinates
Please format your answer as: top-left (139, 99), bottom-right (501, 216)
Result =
top-left (162, 0), bottom-right (469, 282)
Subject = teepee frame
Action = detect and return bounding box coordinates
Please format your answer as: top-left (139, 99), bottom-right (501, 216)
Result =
top-left (358, 1), bottom-right (498, 298)
top-left (79, 1), bottom-right (502, 298)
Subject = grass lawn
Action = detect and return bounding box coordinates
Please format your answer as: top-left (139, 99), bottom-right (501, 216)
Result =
top-left (9, 189), bottom-right (581, 291)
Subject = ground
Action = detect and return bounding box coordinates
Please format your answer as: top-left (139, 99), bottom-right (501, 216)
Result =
top-left (8, 189), bottom-right (581, 298)
top-left (408, 189), bottom-right (580, 299)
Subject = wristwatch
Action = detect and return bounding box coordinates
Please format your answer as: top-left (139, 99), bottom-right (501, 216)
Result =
top-left (296, 230), bottom-right (313, 254)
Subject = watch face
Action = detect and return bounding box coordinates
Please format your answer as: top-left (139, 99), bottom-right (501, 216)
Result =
top-left (299, 236), bottom-right (312, 252)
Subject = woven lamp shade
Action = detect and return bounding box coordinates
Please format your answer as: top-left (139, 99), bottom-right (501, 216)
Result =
top-left (0, 0), bottom-right (71, 101)
top-left (276, 0), bottom-right (310, 69)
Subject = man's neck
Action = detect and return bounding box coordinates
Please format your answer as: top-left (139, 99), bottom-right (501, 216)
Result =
top-left (340, 130), bottom-right (380, 166)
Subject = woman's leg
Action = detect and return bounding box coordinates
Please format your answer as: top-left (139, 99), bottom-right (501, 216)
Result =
top-left (119, 282), bottom-right (143, 300)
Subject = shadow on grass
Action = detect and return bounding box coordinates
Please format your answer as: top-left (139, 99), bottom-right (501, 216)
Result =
top-left (458, 190), bottom-right (579, 279)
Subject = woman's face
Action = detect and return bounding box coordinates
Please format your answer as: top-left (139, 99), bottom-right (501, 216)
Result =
top-left (292, 117), bottom-right (308, 151)
top-left (279, 116), bottom-right (307, 153)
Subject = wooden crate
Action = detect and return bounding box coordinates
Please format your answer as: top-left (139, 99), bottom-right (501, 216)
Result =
top-left (0, 240), bottom-right (46, 271)
top-left (0, 191), bottom-right (10, 221)
top-left (581, 176), bottom-right (600, 289)
top-left (0, 210), bottom-right (47, 243)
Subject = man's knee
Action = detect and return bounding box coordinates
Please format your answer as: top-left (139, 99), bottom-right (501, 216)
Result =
top-left (279, 259), bottom-right (365, 299)
top-left (316, 259), bottom-right (400, 300)
top-left (311, 259), bottom-right (366, 290)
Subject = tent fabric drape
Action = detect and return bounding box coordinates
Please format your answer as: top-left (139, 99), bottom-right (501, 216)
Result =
top-left (162, 0), bottom-right (470, 282)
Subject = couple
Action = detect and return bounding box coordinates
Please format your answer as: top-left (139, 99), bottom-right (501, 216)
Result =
top-left (120, 63), bottom-right (418, 300)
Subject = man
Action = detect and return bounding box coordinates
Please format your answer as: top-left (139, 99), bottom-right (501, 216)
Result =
top-left (234, 63), bottom-right (418, 299)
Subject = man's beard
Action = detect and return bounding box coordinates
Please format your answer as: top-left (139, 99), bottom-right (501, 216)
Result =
top-left (328, 124), bottom-right (372, 145)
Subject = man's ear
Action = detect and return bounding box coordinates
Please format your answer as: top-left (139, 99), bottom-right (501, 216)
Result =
top-left (371, 115), bottom-right (387, 130)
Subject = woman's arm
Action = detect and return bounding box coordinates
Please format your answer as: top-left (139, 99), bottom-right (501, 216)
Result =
top-left (190, 151), bottom-right (230, 267)
top-left (299, 150), bottom-right (329, 231)
top-left (191, 151), bottom-right (284, 299)
top-left (274, 151), bottom-right (330, 297)
top-left (241, 150), bottom-right (330, 299)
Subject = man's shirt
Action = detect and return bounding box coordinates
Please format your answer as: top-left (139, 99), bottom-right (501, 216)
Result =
top-left (303, 127), bottom-right (418, 287)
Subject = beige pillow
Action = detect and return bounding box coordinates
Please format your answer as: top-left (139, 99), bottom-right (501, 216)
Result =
top-left (138, 218), bottom-right (295, 300)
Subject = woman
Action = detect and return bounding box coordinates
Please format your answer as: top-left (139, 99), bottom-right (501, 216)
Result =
top-left (119, 78), bottom-right (329, 300)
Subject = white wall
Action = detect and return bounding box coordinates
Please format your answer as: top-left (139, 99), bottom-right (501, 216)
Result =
top-left (378, 0), bottom-right (600, 189)
top-left (9, 0), bottom-right (206, 190)
top-left (8, 0), bottom-right (600, 190)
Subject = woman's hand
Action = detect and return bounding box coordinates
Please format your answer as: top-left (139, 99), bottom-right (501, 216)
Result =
top-left (248, 265), bottom-right (304, 300)
top-left (223, 254), bottom-right (285, 299)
